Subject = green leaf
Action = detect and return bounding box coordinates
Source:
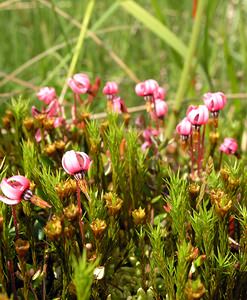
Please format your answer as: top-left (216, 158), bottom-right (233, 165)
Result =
top-left (120, 0), bottom-right (188, 58)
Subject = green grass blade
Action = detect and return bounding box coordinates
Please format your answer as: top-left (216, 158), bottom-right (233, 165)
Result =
top-left (59, 0), bottom-right (95, 104)
top-left (120, 0), bottom-right (188, 58)
top-left (166, 0), bottom-right (208, 139)
top-left (91, 2), bottom-right (119, 31)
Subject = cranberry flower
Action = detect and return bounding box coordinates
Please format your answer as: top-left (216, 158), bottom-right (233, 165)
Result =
top-left (219, 138), bottom-right (238, 155)
top-left (186, 105), bottom-right (209, 126)
top-left (103, 82), bottom-right (118, 99)
top-left (141, 128), bottom-right (159, 151)
top-left (176, 117), bottom-right (192, 139)
top-left (68, 73), bottom-right (90, 95)
top-left (203, 92), bottom-right (227, 115)
top-left (37, 87), bottom-right (57, 105)
top-left (0, 175), bottom-right (51, 208)
top-left (153, 86), bottom-right (166, 100)
top-left (32, 99), bottom-right (59, 119)
top-left (153, 99), bottom-right (168, 119)
top-left (62, 150), bottom-right (91, 179)
top-left (135, 79), bottom-right (159, 98)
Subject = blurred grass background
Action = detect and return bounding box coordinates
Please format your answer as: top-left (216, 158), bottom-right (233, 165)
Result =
top-left (0, 0), bottom-right (247, 124)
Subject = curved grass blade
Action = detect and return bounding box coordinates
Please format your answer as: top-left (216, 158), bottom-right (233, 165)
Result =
top-left (120, 0), bottom-right (188, 59)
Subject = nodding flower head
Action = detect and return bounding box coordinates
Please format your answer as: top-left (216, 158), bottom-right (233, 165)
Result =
top-left (186, 105), bottom-right (209, 126)
top-left (0, 175), bottom-right (30, 205)
top-left (176, 117), bottom-right (192, 137)
top-left (62, 150), bottom-right (91, 177)
top-left (153, 99), bottom-right (168, 118)
top-left (219, 138), bottom-right (238, 155)
top-left (37, 87), bottom-right (56, 105)
top-left (0, 175), bottom-right (51, 208)
top-left (68, 73), bottom-right (90, 95)
top-left (153, 86), bottom-right (166, 100)
top-left (203, 92), bottom-right (227, 114)
top-left (103, 82), bottom-right (118, 99)
top-left (135, 79), bottom-right (159, 98)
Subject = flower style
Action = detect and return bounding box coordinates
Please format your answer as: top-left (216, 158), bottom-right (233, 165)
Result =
top-left (219, 138), bottom-right (238, 155)
top-left (103, 82), bottom-right (119, 99)
top-left (153, 86), bottom-right (166, 100)
top-left (68, 73), bottom-right (90, 95)
top-left (37, 87), bottom-right (57, 105)
top-left (176, 118), bottom-right (192, 138)
top-left (135, 79), bottom-right (159, 98)
top-left (0, 175), bottom-right (51, 208)
top-left (203, 92), bottom-right (227, 114)
top-left (186, 105), bottom-right (209, 126)
top-left (62, 150), bottom-right (91, 178)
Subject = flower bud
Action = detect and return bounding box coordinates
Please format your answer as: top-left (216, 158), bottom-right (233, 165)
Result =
top-left (63, 204), bottom-right (79, 221)
top-left (132, 207), bottom-right (146, 225)
top-left (15, 238), bottom-right (30, 258)
top-left (90, 219), bottom-right (107, 239)
top-left (44, 216), bottom-right (63, 241)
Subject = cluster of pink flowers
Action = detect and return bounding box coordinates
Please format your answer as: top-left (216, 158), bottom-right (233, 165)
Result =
top-left (176, 92), bottom-right (230, 139)
top-left (175, 91), bottom-right (239, 176)
top-left (135, 79), bottom-right (168, 120)
top-left (33, 87), bottom-right (64, 142)
top-left (103, 81), bottom-right (128, 114)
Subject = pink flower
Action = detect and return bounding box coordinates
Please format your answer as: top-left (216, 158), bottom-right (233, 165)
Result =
top-left (143, 128), bottom-right (159, 141)
top-left (62, 150), bottom-right (91, 176)
top-left (219, 138), bottom-right (238, 155)
top-left (203, 92), bottom-right (227, 112)
top-left (103, 82), bottom-right (118, 99)
top-left (153, 99), bottom-right (168, 118)
top-left (141, 141), bottom-right (152, 151)
top-left (141, 128), bottom-right (159, 152)
top-left (153, 86), bottom-right (166, 100)
top-left (112, 97), bottom-right (128, 114)
top-left (0, 176), bottom-right (30, 205)
top-left (186, 105), bottom-right (209, 126)
top-left (35, 129), bottom-right (42, 143)
top-left (37, 87), bottom-right (56, 105)
top-left (135, 79), bottom-right (159, 97)
top-left (0, 175), bottom-right (51, 208)
top-left (32, 99), bottom-right (59, 118)
top-left (54, 117), bottom-right (64, 128)
top-left (68, 73), bottom-right (90, 95)
top-left (176, 118), bottom-right (192, 137)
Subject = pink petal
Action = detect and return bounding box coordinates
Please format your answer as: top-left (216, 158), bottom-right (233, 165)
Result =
top-left (35, 129), bottom-right (42, 143)
top-left (1, 179), bottom-right (22, 199)
top-left (0, 195), bottom-right (21, 205)
top-left (46, 99), bottom-right (59, 117)
top-left (76, 152), bottom-right (91, 170)
top-left (10, 176), bottom-right (30, 190)
top-left (31, 106), bottom-right (41, 117)
top-left (62, 150), bottom-right (81, 175)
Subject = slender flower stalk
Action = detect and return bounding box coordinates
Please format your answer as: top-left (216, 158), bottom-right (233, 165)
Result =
top-left (186, 105), bottom-right (209, 176)
top-left (62, 150), bottom-right (91, 244)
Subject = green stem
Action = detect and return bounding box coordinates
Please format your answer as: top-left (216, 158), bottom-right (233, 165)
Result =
top-left (59, 0), bottom-right (95, 104)
top-left (166, 0), bottom-right (207, 139)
